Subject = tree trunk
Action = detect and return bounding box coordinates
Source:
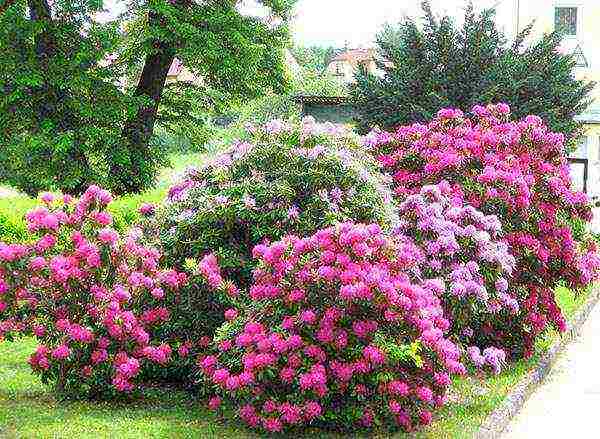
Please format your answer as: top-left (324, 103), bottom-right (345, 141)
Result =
top-left (28, 0), bottom-right (57, 121)
top-left (112, 11), bottom-right (175, 194)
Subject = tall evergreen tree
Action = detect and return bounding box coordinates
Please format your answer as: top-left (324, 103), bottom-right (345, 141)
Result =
top-left (350, 1), bottom-right (595, 139)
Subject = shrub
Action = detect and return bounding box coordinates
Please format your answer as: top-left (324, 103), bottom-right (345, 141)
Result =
top-left (396, 183), bottom-right (517, 353)
top-left (198, 223), bottom-right (465, 433)
top-left (142, 118), bottom-right (398, 381)
top-left (364, 103), bottom-right (600, 357)
top-left (0, 187), bottom-right (187, 398)
top-left (0, 192), bottom-right (154, 245)
top-left (350, 2), bottom-right (594, 138)
top-left (226, 93), bottom-right (302, 127)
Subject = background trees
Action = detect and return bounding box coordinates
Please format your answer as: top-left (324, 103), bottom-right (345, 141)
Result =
top-left (290, 44), bottom-right (337, 73)
top-left (0, 0), bottom-right (296, 195)
top-left (350, 1), bottom-right (595, 139)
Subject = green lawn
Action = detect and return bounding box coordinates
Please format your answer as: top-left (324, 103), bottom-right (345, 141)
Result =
top-left (0, 286), bottom-right (590, 438)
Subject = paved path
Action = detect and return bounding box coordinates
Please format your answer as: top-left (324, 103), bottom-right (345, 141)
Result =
top-left (503, 302), bottom-right (600, 438)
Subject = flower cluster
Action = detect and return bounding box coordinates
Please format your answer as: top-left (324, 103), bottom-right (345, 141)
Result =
top-left (466, 346), bottom-right (506, 375)
top-left (198, 223), bottom-right (465, 433)
top-left (139, 118), bottom-right (398, 382)
top-left (395, 183), bottom-right (517, 353)
top-left (365, 103), bottom-right (600, 357)
top-left (0, 186), bottom-right (187, 397)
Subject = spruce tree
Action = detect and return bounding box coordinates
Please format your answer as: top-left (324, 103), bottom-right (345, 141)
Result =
top-left (350, 1), bottom-right (594, 139)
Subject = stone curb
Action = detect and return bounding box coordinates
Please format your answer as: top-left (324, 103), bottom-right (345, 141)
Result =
top-left (475, 287), bottom-right (600, 439)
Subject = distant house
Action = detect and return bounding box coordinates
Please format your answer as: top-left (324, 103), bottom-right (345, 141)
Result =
top-left (325, 48), bottom-right (380, 83)
top-left (166, 50), bottom-right (302, 85)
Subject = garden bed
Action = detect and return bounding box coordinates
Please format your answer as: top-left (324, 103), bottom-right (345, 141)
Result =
top-left (0, 286), bottom-right (590, 438)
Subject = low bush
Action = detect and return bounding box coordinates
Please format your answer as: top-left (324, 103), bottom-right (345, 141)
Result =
top-left (396, 183), bottom-right (517, 356)
top-left (0, 191), bottom-right (157, 245)
top-left (199, 223), bottom-right (464, 433)
top-left (365, 103), bottom-right (600, 357)
top-left (0, 187), bottom-right (187, 398)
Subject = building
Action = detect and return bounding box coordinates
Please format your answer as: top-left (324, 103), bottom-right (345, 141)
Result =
top-left (492, 0), bottom-right (600, 199)
top-left (295, 96), bottom-right (354, 124)
top-left (165, 58), bottom-right (203, 85)
top-left (325, 48), bottom-right (380, 84)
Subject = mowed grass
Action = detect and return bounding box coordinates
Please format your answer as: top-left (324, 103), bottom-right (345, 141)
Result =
top-left (0, 286), bottom-right (591, 439)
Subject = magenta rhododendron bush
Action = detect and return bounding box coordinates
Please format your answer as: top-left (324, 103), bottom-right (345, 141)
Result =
top-left (365, 104), bottom-right (600, 357)
top-left (198, 223), bottom-right (465, 433)
top-left (0, 187), bottom-right (187, 397)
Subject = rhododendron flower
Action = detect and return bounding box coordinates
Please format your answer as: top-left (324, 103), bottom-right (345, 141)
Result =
top-left (368, 109), bottom-right (599, 357)
top-left (138, 203), bottom-right (156, 216)
top-left (224, 308), bottom-right (238, 321)
top-left (199, 223), bottom-right (464, 433)
top-left (208, 396), bottom-right (221, 411)
top-left (0, 185), bottom-right (187, 397)
top-left (98, 228), bottom-right (119, 245)
top-left (51, 345), bottom-right (71, 360)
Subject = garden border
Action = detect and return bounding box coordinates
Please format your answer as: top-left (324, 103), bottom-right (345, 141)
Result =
top-left (475, 286), bottom-right (600, 438)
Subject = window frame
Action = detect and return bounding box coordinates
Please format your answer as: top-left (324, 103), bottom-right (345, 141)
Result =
top-left (554, 6), bottom-right (578, 36)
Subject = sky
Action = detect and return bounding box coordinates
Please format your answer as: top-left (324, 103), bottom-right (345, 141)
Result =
top-left (98, 0), bottom-right (516, 48)
top-left (291, 0), bottom-right (515, 47)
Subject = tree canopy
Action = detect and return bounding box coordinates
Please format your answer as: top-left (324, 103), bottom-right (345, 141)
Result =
top-left (350, 1), bottom-right (595, 139)
top-left (0, 0), bottom-right (297, 195)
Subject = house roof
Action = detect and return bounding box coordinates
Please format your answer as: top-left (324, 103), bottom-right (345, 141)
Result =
top-left (330, 48), bottom-right (376, 63)
top-left (575, 103), bottom-right (600, 124)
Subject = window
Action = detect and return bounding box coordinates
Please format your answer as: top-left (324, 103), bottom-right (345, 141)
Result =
top-left (334, 63), bottom-right (343, 76)
top-left (569, 136), bottom-right (589, 193)
top-left (555, 7), bottom-right (578, 36)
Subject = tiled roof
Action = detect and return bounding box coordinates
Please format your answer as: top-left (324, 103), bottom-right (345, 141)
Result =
top-left (331, 48), bottom-right (376, 63)
top-left (294, 95), bottom-right (350, 105)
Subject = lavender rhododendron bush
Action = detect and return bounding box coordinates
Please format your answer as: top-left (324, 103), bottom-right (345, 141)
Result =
top-left (140, 118), bottom-right (397, 379)
top-left (0, 187), bottom-right (187, 397)
top-left (365, 103), bottom-right (600, 357)
top-left (396, 183), bottom-right (518, 356)
top-left (198, 223), bottom-right (465, 433)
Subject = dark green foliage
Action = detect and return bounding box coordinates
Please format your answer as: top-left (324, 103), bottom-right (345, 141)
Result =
top-left (0, 0), bottom-right (140, 196)
top-left (350, 1), bottom-right (595, 138)
top-left (155, 82), bottom-right (225, 152)
top-left (291, 44), bottom-right (339, 73)
top-left (0, 0), bottom-right (296, 195)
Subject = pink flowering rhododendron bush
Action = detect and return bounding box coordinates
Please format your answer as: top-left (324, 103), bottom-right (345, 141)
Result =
top-left (396, 183), bottom-right (517, 359)
top-left (198, 223), bottom-right (465, 433)
top-left (140, 118), bottom-right (398, 381)
top-left (365, 103), bottom-right (600, 357)
top-left (0, 187), bottom-right (187, 397)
